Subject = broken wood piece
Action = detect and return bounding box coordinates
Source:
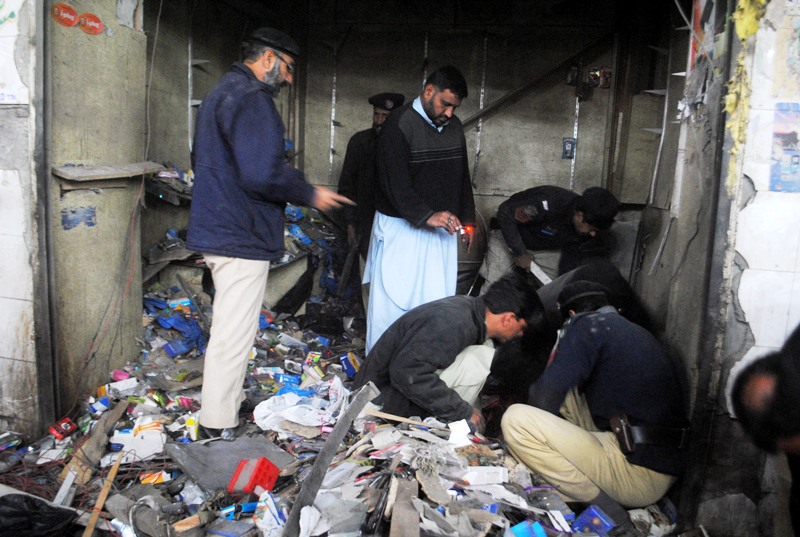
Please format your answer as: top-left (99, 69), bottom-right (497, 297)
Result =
top-left (363, 408), bottom-right (449, 431)
top-left (60, 401), bottom-right (129, 485)
top-left (415, 466), bottom-right (451, 506)
top-left (82, 452), bottom-right (123, 537)
top-left (281, 420), bottom-right (321, 439)
top-left (171, 511), bottom-right (215, 534)
top-left (283, 382), bottom-right (379, 536)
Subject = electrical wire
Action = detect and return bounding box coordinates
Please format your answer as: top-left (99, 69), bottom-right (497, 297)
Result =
top-left (144, 0), bottom-right (165, 162)
top-left (672, 0), bottom-right (712, 65)
top-left (78, 1), bottom-right (163, 375)
top-left (80, 175), bottom-right (145, 370)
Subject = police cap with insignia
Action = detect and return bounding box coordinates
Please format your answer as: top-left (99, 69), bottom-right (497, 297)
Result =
top-left (368, 93), bottom-right (405, 111)
top-left (244, 27), bottom-right (301, 58)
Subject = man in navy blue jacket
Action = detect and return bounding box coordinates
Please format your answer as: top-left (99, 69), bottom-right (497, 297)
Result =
top-left (186, 27), bottom-right (352, 440)
top-left (502, 281), bottom-right (688, 537)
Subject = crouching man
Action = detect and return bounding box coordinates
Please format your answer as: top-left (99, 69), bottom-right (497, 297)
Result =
top-left (353, 272), bottom-right (544, 433)
top-left (501, 281), bottom-right (689, 537)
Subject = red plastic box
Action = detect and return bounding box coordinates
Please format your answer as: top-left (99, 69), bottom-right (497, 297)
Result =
top-left (227, 457), bottom-right (279, 495)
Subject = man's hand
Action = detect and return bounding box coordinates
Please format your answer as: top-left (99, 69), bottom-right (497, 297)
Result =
top-left (311, 186), bottom-right (355, 212)
top-left (515, 253), bottom-right (533, 270)
top-left (427, 210), bottom-right (461, 235)
top-left (468, 408), bottom-right (485, 434)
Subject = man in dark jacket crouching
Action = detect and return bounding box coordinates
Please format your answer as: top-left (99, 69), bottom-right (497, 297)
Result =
top-left (353, 272), bottom-right (544, 434)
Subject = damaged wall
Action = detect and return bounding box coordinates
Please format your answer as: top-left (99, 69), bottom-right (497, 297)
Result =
top-left (6, 0), bottom-right (792, 532)
top-left (0, 0), bottom-right (51, 439)
top-left (302, 1), bottom-right (621, 228)
top-left (685, 0), bottom-right (800, 535)
top-left (140, 0), bottom-right (628, 234)
top-left (47, 0), bottom-right (147, 415)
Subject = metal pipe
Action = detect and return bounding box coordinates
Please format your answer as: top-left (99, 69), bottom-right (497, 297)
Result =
top-left (462, 33), bottom-right (613, 129)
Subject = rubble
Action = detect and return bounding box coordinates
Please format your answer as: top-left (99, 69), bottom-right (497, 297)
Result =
top-left (0, 200), bottom-right (685, 536)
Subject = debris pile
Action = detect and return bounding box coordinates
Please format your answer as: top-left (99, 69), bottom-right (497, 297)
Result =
top-left (0, 203), bottom-right (681, 536)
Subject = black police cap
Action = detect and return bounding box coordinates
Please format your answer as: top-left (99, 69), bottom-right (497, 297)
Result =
top-left (558, 280), bottom-right (610, 312)
top-left (580, 187), bottom-right (619, 230)
top-left (368, 93), bottom-right (405, 111)
top-left (245, 27), bottom-right (301, 58)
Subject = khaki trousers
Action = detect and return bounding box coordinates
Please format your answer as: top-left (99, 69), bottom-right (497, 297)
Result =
top-left (501, 390), bottom-right (675, 507)
top-left (199, 254), bottom-right (270, 429)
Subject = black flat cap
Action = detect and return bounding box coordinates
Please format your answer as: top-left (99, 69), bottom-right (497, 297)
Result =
top-left (245, 27), bottom-right (301, 57)
top-left (368, 93), bottom-right (405, 111)
top-left (580, 187), bottom-right (619, 230)
top-left (558, 280), bottom-right (610, 311)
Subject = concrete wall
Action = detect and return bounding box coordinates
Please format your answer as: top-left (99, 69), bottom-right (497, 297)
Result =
top-left (692, 1), bottom-right (800, 534)
top-left (303, 8), bottom-right (620, 224)
top-left (48, 0), bottom-right (147, 413)
top-left (0, 0), bottom-right (51, 439)
top-left (0, 0), bottom-right (787, 530)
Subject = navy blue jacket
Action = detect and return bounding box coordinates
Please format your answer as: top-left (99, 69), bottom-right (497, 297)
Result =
top-left (187, 62), bottom-right (315, 260)
top-left (529, 306), bottom-right (688, 476)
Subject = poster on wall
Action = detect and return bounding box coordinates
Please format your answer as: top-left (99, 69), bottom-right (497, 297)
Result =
top-left (770, 103), bottom-right (800, 192)
top-left (772, 8), bottom-right (800, 101)
top-left (0, 0), bottom-right (28, 105)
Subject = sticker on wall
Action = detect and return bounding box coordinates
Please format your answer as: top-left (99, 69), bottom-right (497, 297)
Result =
top-left (61, 206), bottom-right (97, 230)
top-left (769, 103), bottom-right (800, 192)
top-left (78, 13), bottom-right (104, 35)
top-left (562, 137), bottom-right (576, 160)
top-left (51, 3), bottom-right (79, 27)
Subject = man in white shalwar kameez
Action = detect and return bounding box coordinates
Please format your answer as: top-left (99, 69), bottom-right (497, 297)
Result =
top-left (363, 65), bottom-right (475, 353)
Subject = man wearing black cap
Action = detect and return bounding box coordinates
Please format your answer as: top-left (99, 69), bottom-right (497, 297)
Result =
top-left (337, 92), bottom-right (405, 261)
top-left (501, 281), bottom-right (688, 537)
top-left (363, 65), bottom-right (476, 354)
top-left (186, 27), bottom-right (352, 440)
top-left (480, 185), bottom-right (620, 287)
top-left (353, 272), bottom-right (543, 433)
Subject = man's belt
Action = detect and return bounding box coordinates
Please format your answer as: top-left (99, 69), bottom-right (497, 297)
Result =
top-left (611, 414), bottom-right (688, 454)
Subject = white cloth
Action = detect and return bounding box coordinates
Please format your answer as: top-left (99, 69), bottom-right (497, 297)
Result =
top-left (199, 254), bottom-right (270, 429)
top-left (363, 212), bottom-right (458, 354)
top-left (437, 342), bottom-right (495, 408)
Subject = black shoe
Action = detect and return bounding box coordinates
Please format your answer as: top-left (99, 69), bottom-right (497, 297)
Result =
top-left (198, 425), bottom-right (222, 440)
top-left (198, 424), bottom-right (238, 442)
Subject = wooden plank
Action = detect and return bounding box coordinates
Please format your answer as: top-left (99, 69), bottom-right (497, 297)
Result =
top-left (283, 382), bottom-right (380, 536)
top-left (363, 408), bottom-right (449, 431)
top-left (59, 179), bottom-right (134, 191)
top-left (389, 478), bottom-right (419, 537)
top-left (82, 452), bottom-right (123, 537)
top-left (60, 401), bottom-right (129, 485)
top-left (52, 161), bottom-right (163, 181)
